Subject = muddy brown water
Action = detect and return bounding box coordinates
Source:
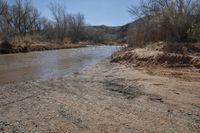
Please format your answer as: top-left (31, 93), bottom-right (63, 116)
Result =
top-left (0, 46), bottom-right (121, 84)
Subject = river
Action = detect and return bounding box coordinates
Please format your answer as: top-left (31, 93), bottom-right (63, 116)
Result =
top-left (0, 46), bottom-right (121, 84)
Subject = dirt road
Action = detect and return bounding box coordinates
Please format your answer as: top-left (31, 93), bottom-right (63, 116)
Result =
top-left (0, 60), bottom-right (199, 132)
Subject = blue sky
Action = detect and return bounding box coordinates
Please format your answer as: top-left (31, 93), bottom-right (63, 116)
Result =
top-left (9, 0), bottom-right (139, 26)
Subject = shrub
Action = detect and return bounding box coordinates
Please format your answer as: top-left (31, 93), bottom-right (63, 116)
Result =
top-left (128, 0), bottom-right (200, 47)
top-left (0, 39), bottom-right (13, 54)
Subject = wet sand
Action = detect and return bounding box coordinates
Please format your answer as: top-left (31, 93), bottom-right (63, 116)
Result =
top-left (0, 60), bottom-right (200, 132)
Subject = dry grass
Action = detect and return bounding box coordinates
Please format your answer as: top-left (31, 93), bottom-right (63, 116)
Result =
top-left (0, 39), bottom-right (87, 54)
top-left (112, 42), bottom-right (200, 68)
top-left (112, 42), bottom-right (200, 82)
top-left (112, 48), bottom-right (200, 68)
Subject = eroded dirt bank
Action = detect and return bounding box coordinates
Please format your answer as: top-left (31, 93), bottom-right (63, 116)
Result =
top-left (0, 60), bottom-right (200, 132)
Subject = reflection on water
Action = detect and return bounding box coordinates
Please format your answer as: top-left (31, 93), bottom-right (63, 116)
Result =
top-left (0, 46), bottom-right (121, 84)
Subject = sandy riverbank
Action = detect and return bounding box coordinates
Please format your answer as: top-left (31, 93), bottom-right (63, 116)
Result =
top-left (0, 60), bottom-right (199, 132)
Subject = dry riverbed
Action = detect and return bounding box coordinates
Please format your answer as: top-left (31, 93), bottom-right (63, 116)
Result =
top-left (0, 60), bottom-right (200, 132)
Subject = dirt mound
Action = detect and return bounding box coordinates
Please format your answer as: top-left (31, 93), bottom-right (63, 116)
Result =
top-left (146, 42), bottom-right (200, 55)
top-left (111, 48), bottom-right (200, 68)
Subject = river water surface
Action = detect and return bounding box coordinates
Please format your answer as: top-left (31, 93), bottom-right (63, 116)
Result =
top-left (0, 46), bottom-right (121, 84)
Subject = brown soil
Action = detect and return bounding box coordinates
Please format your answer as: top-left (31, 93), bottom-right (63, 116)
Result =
top-left (112, 48), bottom-right (200, 68)
top-left (0, 60), bottom-right (199, 132)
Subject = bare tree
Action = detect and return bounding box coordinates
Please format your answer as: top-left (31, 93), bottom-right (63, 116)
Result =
top-left (39, 17), bottom-right (54, 40)
top-left (0, 0), bottom-right (7, 35)
top-left (0, 0), bottom-right (41, 40)
top-left (48, 2), bottom-right (86, 43)
top-left (0, 0), bottom-right (7, 15)
top-left (68, 13), bottom-right (85, 42)
top-left (22, 6), bottom-right (41, 35)
top-left (11, 0), bottom-right (31, 36)
top-left (48, 2), bottom-right (68, 41)
top-left (128, 0), bottom-right (200, 45)
top-left (1, 0), bottom-right (88, 45)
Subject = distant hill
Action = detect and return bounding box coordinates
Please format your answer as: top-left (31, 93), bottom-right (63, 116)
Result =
top-left (89, 19), bottom-right (141, 43)
top-left (88, 24), bottom-right (129, 43)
